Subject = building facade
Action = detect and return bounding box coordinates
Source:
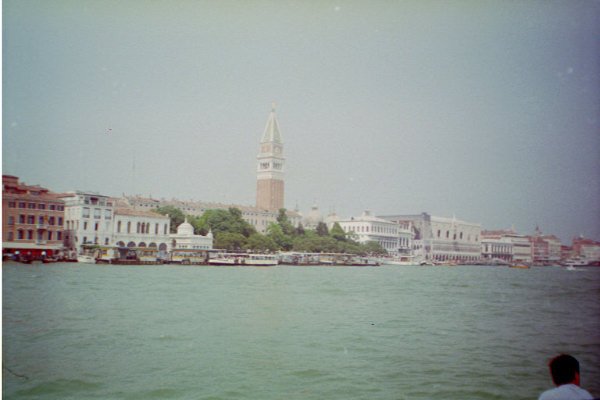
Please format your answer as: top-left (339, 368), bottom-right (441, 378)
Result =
top-left (169, 218), bottom-right (213, 250)
top-left (481, 230), bottom-right (514, 262)
top-left (571, 237), bottom-right (600, 264)
top-left (2, 175), bottom-right (66, 258)
top-left (256, 104), bottom-right (285, 211)
top-left (379, 213), bottom-right (481, 263)
top-left (338, 211), bottom-right (412, 257)
top-left (62, 191), bottom-right (115, 253)
top-left (113, 207), bottom-right (171, 254)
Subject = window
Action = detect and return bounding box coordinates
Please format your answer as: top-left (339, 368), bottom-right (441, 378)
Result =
top-left (8, 216), bottom-right (14, 225)
top-left (94, 223), bottom-right (99, 231)
top-left (83, 222), bottom-right (88, 230)
top-left (18, 202), bottom-right (26, 208)
top-left (105, 237), bottom-right (109, 245)
top-left (49, 204), bottom-right (56, 210)
top-left (27, 215), bottom-right (35, 224)
top-left (83, 236), bottom-right (87, 244)
top-left (28, 203), bottom-right (36, 209)
top-left (58, 217), bottom-right (63, 225)
top-left (19, 215), bottom-right (25, 224)
top-left (27, 230), bottom-right (33, 240)
top-left (38, 216), bottom-right (44, 225)
top-left (127, 222), bottom-right (131, 233)
top-left (104, 209), bottom-right (111, 219)
top-left (155, 223), bottom-right (159, 234)
top-left (164, 224), bottom-right (167, 235)
top-left (82, 207), bottom-right (90, 218)
top-left (8, 201), bottom-right (16, 208)
top-left (57, 232), bottom-right (62, 240)
top-left (48, 231), bottom-right (53, 241)
top-left (94, 208), bottom-right (101, 219)
top-left (49, 216), bottom-right (55, 225)
top-left (38, 203), bottom-right (46, 210)
top-left (117, 221), bottom-right (122, 233)
top-left (57, 205), bottom-right (64, 211)
top-left (17, 230), bottom-right (24, 240)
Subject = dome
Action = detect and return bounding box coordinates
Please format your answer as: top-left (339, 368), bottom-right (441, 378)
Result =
top-left (176, 218), bottom-right (194, 236)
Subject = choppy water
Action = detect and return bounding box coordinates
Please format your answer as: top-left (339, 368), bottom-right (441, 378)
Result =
top-left (3, 262), bottom-right (599, 399)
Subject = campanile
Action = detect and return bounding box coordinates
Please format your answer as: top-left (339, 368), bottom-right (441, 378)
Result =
top-left (256, 104), bottom-right (285, 211)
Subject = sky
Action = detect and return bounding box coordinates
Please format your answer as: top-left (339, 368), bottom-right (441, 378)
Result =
top-left (3, 0), bottom-right (599, 243)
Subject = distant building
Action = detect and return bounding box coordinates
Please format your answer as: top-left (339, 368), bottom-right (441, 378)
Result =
top-left (338, 211), bottom-right (412, 257)
top-left (2, 175), bottom-right (65, 258)
top-left (61, 191), bottom-right (115, 253)
top-left (481, 230), bottom-right (514, 262)
top-left (256, 104), bottom-right (285, 211)
top-left (112, 205), bottom-right (171, 257)
top-left (505, 233), bottom-right (532, 263)
top-left (124, 196), bottom-right (300, 234)
top-left (304, 204), bottom-right (323, 230)
top-left (571, 236), bottom-right (600, 264)
top-left (530, 226), bottom-right (561, 265)
top-left (379, 213), bottom-right (481, 263)
top-left (169, 218), bottom-right (213, 250)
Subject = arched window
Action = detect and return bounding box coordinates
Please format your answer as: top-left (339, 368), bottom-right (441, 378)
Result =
top-left (117, 221), bottom-right (122, 233)
top-left (127, 241), bottom-right (136, 248)
top-left (127, 222), bottom-right (131, 233)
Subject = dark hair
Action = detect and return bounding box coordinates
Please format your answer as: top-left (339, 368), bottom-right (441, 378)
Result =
top-left (549, 354), bottom-right (580, 385)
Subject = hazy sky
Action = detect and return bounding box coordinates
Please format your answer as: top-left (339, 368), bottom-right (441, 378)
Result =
top-left (3, 1), bottom-right (599, 242)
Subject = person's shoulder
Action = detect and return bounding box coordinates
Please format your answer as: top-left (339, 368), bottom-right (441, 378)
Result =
top-left (538, 384), bottom-right (593, 400)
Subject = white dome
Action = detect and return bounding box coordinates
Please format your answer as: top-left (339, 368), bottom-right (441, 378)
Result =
top-left (177, 218), bottom-right (194, 236)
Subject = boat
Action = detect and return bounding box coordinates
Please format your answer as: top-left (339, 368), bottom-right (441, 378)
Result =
top-left (77, 254), bottom-right (96, 264)
top-left (509, 263), bottom-right (530, 269)
top-left (563, 258), bottom-right (589, 268)
top-left (208, 253), bottom-right (278, 266)
top-left (244, 254), bottom-right (279, 266)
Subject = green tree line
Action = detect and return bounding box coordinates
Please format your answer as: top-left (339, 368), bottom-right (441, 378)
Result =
top-left (152, 206), bottom-right (387, 255)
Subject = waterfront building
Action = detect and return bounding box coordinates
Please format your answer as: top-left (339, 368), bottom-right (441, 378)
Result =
top-left (61, 191), bottom-right (115, 253)
top-left (504, 233), bottom-right (533, 263)
top-left (124, 196), bottom-right (300, 234)
top-left (530, 227), bottom-right (561, 265)
top-left (112, 205), bottom-right (171, 256)
top-left (169, 218), bottom-right (213, 251)
top-left (2, 175), bottom-right (65, 258)
top-left (256, 104), bottom-right (285, 211)
top-left (379, 213), bottom-right (481, 263)
top-left (338, 211), bottom-right (412, 257)
top-left (481, 230), bottom-right (514, 263)
top-left (571, 236), bottom-right (600, 264)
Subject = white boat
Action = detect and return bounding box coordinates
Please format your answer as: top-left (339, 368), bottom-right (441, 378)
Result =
top-left (208, 253), bottom-right (278, 266)
top-left (564, 258), bottom-right (588, 267)
top-left (244, 254), bottom-right (279, 266)
top-left (77, 254), bottom-right (96, 264)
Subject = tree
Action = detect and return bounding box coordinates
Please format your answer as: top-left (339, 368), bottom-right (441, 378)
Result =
top-left (330, 222), bottom-right (346, 241)
top-left (295, 222), bottom-right (305, 236)
top-left (361, 241), bottom-right (388, 256)
top-left (277, 208), bottom-right (296, 236)
top-left (215, 232), bottom-right (247, 251)
top-left (316, 222), bottom-right (329, 236)
top-left (197, 208), bottom-right (256, 238)
top-left (266, 223), bottom-right (293, 251)
top-left (246, 233), bottom-right (278, 252)
top-left (152, 206), bottom-right (185, 233)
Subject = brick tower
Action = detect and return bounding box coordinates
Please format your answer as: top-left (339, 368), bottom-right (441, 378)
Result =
top-left (256, 104), bottom-right (285, 211)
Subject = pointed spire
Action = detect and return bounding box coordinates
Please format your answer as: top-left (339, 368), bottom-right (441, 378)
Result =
top-left (261, 103), bottom-right (283, 144)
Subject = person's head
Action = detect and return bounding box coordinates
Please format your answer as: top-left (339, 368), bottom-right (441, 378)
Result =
top-left (548, 354), bottom-right (580, 386)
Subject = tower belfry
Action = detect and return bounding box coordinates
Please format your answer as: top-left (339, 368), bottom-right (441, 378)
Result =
top-left (256, 104), bottom-right (285, 210)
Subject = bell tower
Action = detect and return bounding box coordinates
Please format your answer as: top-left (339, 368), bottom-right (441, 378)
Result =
top-left (256, 103), bottom-right (285, 211)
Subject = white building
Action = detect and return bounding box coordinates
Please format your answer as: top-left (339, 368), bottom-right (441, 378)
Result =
top-left (379, 213), bottom-right (481, 263)
top-left (338, 211), bottom-right (412, 257)
top-left (169, 218), bottom-right (213, 250)
top-left (505, 233), bottom-right (532, 263)
top-left (113, 207), bottom-right (171, 255)
top-left (61, 191), bottom-right (115, 253)
top-left (481, 230), bottom-right (514, 262)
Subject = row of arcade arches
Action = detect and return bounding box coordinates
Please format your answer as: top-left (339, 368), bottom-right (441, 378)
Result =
top-left (116, 241), bottom-right (168, 251)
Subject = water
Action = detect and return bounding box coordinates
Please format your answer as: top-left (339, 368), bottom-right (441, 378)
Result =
top-left (3, 262), bottom-right (599, 399)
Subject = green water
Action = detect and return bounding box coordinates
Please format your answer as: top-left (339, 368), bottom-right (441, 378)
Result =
top-left (3, 263), bottom-right (599, 399)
